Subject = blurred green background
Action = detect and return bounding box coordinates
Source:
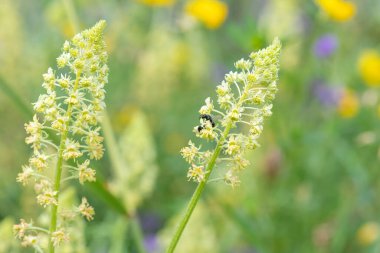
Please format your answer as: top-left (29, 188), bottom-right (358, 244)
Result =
top-left (1, 0), bottom-right (380, 252)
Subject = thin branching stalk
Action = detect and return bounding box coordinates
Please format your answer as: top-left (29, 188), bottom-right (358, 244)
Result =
top-left (14, 21), bottom-right (108, 251)
top-left (166, 123), bottom-right (232, 253)
top-left (168, 38), bottom-right (281, 252)
top-left (48, 70), bottom-right (81, 253)
top-left (61, 1), bottom-right (147, 252)
top-left (167, 82), bottom-right (249, 253)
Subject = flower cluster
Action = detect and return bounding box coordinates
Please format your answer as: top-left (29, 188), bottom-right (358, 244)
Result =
top-left (356, 222), bottom-right (379, 246)
top-left (315, 0), bottom-right (356, 22)
top-left (15, 20), bottom-right (108, 250)
top-left (185, 0), bottom-right (228, 29)
top-left (138, 0), bottom-right (175, 6)
top-left (313, 34), bottom-right (338, 58)
top-left (358, 50), bottom-right (380, 87)
top-left (337, 88), bottom-right (359, 118)
top-left (181, 38), bottom-right (281, 187)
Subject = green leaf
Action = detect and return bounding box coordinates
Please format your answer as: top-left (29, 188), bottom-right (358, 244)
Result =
top-left (86, 180), bottom-right (128, 217)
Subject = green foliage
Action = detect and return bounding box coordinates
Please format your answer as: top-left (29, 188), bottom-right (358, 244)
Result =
top-left (1, 0), bottom-right (380, 252)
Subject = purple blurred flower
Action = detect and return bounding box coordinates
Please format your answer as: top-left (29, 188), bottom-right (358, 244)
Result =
top-left (139, 213), bottom-right (162, 233)
top-left (314, 34), bottom-right (338, 58)
top-left (312, 80), bottom-right (342, 106)
top-left (144, 234), bottom-right (159, 253)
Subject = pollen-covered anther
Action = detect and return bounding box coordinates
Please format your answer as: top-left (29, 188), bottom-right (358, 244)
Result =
top-left (217, 93), bottom-right (233, 109)
top-left (56, 53), bottom-right (71, 68)
top-left (63, 40), bottom-right (70, 51)
top-left (64, 91), bottom-right (83, 105)
top-left (87, 143), bottom-right (104, 160)
top-left (13, 219), bottom-right (30, 239)
top-left (262, 104), bottom-right (273, 117)
top-left (78, 160), bottom-right (96, 184)
top-left (21, 235), bottom-right (38, 247)
top-left (51, 115), bottom-right (69, 132)
top-left (24, 115), bottom-right (42, 135)
top-left (249, 125), bottom-right (263, 137)
top-left (73, 59), bottom-right (84, 71)
top-left (34, 179), bottom-right (52, 194)
top-left (42, 68), bottom-right (55, 84)
top-left (224, 136), bottom-right (242, 156)
top-left (62, 139), bottom-right (82, 160)
top-left (51, 229), bottom-right (69, 247)
top-left (85, 129), bottom-right (103, 146)
top-left (180, 141), bottom-right (200, 163)
top-left (36, 189), bottom-right (58, 208)
top-left (234, 58), bottom-right (252, 70)
top-left (249, 92), bottom-right (265, 105)
top-left (29, 152), bottom-right (48, 171)
top-left (58, 74), bottom-right (71, 88)
top-left (224, 170), bottom-right (240, 188)
top-left (194, 121), bottom-right (217, 140)
top-left (25, 132), bottom-right (41, 152)
top-left (187, 164), bottom-right (206, 183)
top-left (78, 197), bottom-right (95, 221)
top-left (233, 155), bottom-right (250, 171)
top-left (79, 76), bottom-right (93, 87)
top-left (216, 81), bottom-right (231, 96)
top-left (227, 106), bottom-right (243, 122)
top-left (199, 97), bottom-right (214, 114)
top-left (246, 136), bottom-right (260, 150)
top-left (225, 71), bottom-right (242, 84)
top-left (45, 107), bottom-right (59, 121)
top-left (16, 166), bottom-right (34, 186)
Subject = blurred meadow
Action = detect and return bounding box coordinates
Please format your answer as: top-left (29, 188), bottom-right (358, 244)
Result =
top-left (1, 0), bottom-right (380, 252)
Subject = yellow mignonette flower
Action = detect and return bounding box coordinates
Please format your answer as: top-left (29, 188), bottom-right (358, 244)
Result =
top-left (337, 89), bottom-right (359, 118)
top-left (315, 0), bottom-right (356, 22)
top-left (185, 0), bottom-right (228, 29)
top-left (358, 50), bottom-right (380, 87)
top-left (357, 222), bottom-right (379, 246)
top-left (138, 0), bottom-right (175, 6)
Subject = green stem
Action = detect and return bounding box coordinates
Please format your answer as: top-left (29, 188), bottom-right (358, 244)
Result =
top-left (130, 217), bottom-right (147, 253)
top-left (60, 3), bottom-right (147, 253)
top-left (166, 122), bottom-right (232, 253)
top-left (167, 83), bottom-right (250, 253)
top-left (48, 70), bottom-right (81, 253)
top-left (0, 73), bottom-right (130, 217)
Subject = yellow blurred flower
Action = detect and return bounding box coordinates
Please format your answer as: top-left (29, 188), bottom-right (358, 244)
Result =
top-left (357, 222), bottom-right (379, 246)
top-left (185, 0), bottom-right (228, 29)
top-left (138, 0), bottom-right (175, 7)
top-left (358, 51), bottom-right (380, 87)
top-left (337, 89), bottom-right (359, 118)
top-left (315, 0), bottom-right (356, 22)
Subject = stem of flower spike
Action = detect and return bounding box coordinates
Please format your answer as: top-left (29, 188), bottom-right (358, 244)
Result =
top-left (166, 121), bottom-right (232, 253)
top-left (166, 83), bottom-right (251, 253)
top-left (48, 70), bottom-right (81, 253)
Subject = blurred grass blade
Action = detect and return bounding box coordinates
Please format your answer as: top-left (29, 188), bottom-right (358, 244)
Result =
top-left (159, 202), bottom-right (220, 252)
top-left (0, 76), bottom-right (33, 117)
top-left (130, 217), bottom-right (147, 253)
top-left (220, 202), bottom-right (258, 243)
top-left (87, 180), bottom-right (128, 217)
top-left (110, 217), bottom-right (129, 253)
